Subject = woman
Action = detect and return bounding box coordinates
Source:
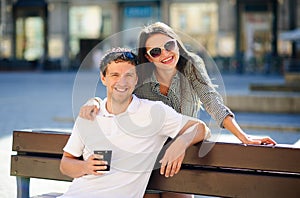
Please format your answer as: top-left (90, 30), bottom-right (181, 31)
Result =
top-left (80, 22), bottom-right (276, 198)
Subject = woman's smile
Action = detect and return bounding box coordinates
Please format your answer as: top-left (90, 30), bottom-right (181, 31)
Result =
top-left (161, 55), bottom-right (175, 64)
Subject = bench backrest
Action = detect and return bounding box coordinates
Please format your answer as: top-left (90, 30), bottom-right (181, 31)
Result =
top-left (11, 129), bottom-right (300, 198)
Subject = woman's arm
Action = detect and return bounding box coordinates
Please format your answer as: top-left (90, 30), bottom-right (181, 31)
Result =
top-left (188, 55), bottom-right (276, 145)
top-left (186, 55), bottom-right (233, 127)
top-left (223, 115), bottom-right (276, 145)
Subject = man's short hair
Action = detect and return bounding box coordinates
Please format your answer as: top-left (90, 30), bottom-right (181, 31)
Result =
top-left (100, 48), bottom-right (138, 76)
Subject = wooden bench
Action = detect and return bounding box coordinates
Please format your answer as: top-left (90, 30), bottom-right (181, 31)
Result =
top-left (10, 129), bottom-right (300, 198)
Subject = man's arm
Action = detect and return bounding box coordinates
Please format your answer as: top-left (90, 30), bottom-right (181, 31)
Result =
top-left (178, 119), bottom-right (209, 145)
top-left (60, 152), bottom-right (108, 178)
top-left (160, 119), bottom-right (210, 177)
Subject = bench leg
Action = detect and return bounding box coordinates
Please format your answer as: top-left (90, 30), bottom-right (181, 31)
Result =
top-left (16, 176), bottom-right (30, 198)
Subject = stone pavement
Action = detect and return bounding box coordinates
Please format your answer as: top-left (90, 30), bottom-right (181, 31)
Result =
top-left (0, 71), bottom-right (299, 197)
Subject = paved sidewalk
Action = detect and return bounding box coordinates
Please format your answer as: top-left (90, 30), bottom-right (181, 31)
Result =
top-left (0, 72), bottom-right (299, 197)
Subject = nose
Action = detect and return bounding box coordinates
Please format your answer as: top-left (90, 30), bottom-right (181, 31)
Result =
top-left (116, 75), bottom-right (127, 85)
top-left (161, 48), bottom-right (170, 56)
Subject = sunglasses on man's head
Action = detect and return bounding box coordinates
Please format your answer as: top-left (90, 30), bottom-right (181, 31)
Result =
top-left (146, 39), bottom-right (177, 58)
top-left (101, 51), bottom-right (138, 71)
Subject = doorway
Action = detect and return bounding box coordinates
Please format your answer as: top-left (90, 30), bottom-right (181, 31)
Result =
top-left (13, 0), bottom-right (47, 63)
top-left (15, 16), bottom-right (44, 60)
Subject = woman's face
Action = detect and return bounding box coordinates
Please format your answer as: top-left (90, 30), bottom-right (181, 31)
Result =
top-left (144, 33), bottom-right (179, 71)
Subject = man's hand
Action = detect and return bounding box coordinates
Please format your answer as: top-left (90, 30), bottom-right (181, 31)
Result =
top-left (159, 122), bottom-right (207, 178)
top-left (159, 137), bottom-right (188, 178)
top-left (84, 154), bottom-right (108, 176)
top-left (60, 152), bottom-right (108, 178)
top-left (160, 152), bottom-right (185, 178)
top-left (79, 98), bottom-right (100, 120)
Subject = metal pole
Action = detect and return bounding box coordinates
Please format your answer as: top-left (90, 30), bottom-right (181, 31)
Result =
top-left (16, 176), bottom-right (30, 198)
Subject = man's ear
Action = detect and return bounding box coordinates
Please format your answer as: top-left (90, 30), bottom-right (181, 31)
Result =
top-left (100, 73), bottom-right (106, 86)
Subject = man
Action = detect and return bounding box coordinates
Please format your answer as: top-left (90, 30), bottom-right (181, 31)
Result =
top-left (59, 48), bottom-right (210, 198)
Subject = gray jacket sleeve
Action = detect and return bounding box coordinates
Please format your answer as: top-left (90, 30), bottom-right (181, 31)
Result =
top-left (185, 54), bottom-right (234, 128)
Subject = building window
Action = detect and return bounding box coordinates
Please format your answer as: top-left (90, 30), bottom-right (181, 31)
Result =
top-left (170, 2), bottom-right (218, 56)
top-left (69, 6), bottom-right (102, 58)
top-left (242, 12), bottom-right (272, 61)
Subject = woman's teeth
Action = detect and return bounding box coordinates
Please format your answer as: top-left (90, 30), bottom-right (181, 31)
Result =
top-left (162, 56), bottom-right (173, 63)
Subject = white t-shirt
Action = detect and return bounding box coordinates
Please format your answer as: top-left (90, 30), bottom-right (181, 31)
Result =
top-left (60, 95), bottom-right (188, 198)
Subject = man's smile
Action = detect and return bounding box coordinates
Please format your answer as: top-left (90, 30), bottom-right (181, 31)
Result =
top-left (114, 87), bottom-right (128, 92)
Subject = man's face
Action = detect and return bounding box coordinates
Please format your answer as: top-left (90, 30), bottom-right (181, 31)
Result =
top-left (101, 61), bottom-right (137, 105)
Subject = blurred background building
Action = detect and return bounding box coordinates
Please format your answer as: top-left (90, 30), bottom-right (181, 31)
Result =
top-left (0, 0), bottom-right (299, 73)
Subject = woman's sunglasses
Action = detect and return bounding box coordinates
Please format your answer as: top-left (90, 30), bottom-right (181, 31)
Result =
top-left (146, 39), bottom-right (177, 58)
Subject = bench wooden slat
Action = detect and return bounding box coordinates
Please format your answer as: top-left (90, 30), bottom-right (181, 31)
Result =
top-left (147, 169), bottom-right (300, 198)
top-left (11, 155), bottom-right (72, 182)
top-left (12, 130), bottom-right (70, 154)
top-left (185, 142), bottom-right (300, 174)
